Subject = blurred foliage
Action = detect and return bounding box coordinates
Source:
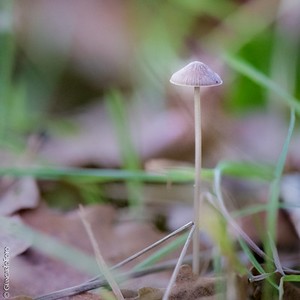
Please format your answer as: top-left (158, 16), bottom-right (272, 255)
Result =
top-left (1, 0), bottom-right (299, 141)
top-left (1, 0), bottom-right (299, 202)
top-left (227, 31), bottom-right (273, 113)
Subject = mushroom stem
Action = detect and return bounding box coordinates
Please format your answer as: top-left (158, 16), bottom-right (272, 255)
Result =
top-left (193, 86), bottom-right (201, 275)
top-left (169, 60), bottom-right (222, 275)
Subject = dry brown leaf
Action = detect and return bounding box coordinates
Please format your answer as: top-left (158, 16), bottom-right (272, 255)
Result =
top-left (6, 248), bottom-right (90, 297)
top-left (3, 205), bottom-right (110, 296)
top-left (281, 174), bottom-right (300, 240)
top-left (169, 265), bottom-right (218, 300)
top-left (137, 287), bottom-right (164, 300)
top-left (238, 209), bottom-right (299, 250)
top-left (7, 204), bottom-right (167, 297)
top-left (21, 204), bottom-right (164, 265)
top-left (0, 177), bottom-right (39, 216)
top-left (38, 103), bottom-right (191, 168)
top-left (0, 216), bottom-right (31, 258)
top-left (280, 284), bottom-right (300, 300)
top-left (231, 113), bottom-right (287, 163)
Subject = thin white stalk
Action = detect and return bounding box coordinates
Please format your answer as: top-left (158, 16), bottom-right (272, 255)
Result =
top-left (268, 232), bottom-right (284, 276)
top-left (193, 86), bottom-right (201, 275)
top-left (87, 221), bottom-right (193, 283)
top-left (112, 221), bottom-right (193, 270)
top-left (79, 205), bottom-right (125, 300)
top-left (214, 168), bottom-right (266, 258)
top-left (35, 251), bottom-right (213, 300)
top-left (163, 224), bottom-right (195, 300)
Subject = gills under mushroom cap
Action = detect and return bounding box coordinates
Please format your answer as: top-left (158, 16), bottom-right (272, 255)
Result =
top-left (170, 61), bottom-right (222, 87)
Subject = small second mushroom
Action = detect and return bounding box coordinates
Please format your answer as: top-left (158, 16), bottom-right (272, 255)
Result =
top-left (170, 61), bottom-right (222, 275)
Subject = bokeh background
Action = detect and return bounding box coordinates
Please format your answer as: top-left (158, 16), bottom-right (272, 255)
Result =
top-left (3, 1), bottom-right (300, 298)
top-left (1, 0), bottom-right (300, 207)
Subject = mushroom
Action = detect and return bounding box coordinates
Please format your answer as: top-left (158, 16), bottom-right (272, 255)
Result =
top-left (170, 61), bottom-right (222, 274)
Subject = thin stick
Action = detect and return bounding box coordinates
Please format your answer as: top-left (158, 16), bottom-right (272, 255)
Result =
top-left (163, 224), bottom-right (195, 300)
top-left (193, 86), bottom-right (201, 275)
top-left (35, 251), bottom-right (211, 300)
top-left (268, 232), bottom-right (284, 276)
top-left (113, 221), bottom-right (193, 270)
top-left (78, 205), bottom-right (124, 300)
top-left (35, 222), bottom-right (194, 300)
top-left (214, 168), bottom-right (267, 259)
top-left (87, 221), bottom-right (193, 283)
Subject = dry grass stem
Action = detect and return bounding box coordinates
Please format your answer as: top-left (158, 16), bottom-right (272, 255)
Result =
top-left (163, 223), bottom-right (195, 300)
top-left (87, 221), bottom-right (193, 283)
top-left (78, 205), bottom-right (125, 300)
top-left (35, 222), bottom-right (196, 300)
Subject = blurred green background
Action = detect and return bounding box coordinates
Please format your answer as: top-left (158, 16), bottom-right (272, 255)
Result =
top-left (0, 0), bottom-right (300, 208)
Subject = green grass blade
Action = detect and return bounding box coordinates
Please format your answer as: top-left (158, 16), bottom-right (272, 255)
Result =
top-left (133, 233), bottom-right (188, 271)
top-left (0, 160), bottom-right (274, 183)
top-left (223, 54), bottom-right (300, 113)
top-left (266, 108), bottom-right (295, 254)
top-left (0, 1), bottom-right (15, 140)
top-left (239, 239), bottom-right (278, 290)
top-left (0, 216), bottom-right (99, 275)
top-left (0, 167), bottom-right (192, 182)
top-left (216, 161), bottom-right (274, 181)
top-left (106, 90), bottom-right (144, 210)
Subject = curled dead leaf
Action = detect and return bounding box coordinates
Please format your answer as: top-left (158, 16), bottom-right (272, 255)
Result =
top-left (0, 216), bottom-right (31, 257)
top-left (0, 177), bottom-right (39, 216)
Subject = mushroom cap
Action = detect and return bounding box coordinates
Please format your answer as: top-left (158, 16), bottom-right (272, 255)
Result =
top-left (170, 61), bottom-right (222, 87)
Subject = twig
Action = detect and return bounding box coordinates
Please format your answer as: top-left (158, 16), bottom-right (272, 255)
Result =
top-left (35, 222), bottom-right (195, 300)
top-left (268, 232), bottom-right (284, 276)
top-left (163, 224), bottom-right (195, 300)
top-left (213, 169), bottom-right (267, 259)
top-left (34, 253), bottom-right (210, 300)
top-left (78, 205), bottom-right (124, 300)
top-left (87, 221), bottom-right (193, 283)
